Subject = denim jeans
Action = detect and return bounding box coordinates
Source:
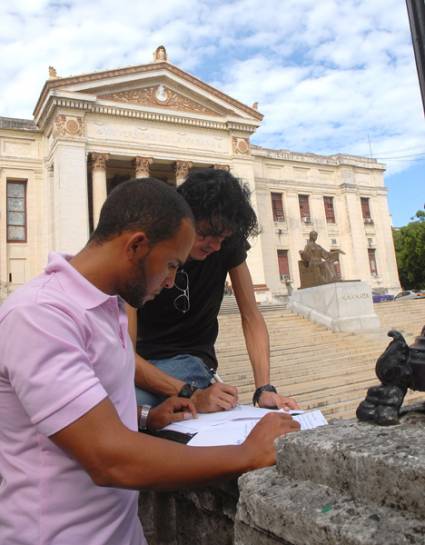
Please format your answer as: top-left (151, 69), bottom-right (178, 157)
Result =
top-left (135, 354), bottom-right (213, 407)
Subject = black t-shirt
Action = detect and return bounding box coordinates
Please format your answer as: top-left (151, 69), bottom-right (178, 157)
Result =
top-left (136, 239), bottom-right (247, 370)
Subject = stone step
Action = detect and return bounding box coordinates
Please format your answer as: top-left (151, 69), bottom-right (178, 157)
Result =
top-left (236, 466), bottom-right (425, 545)
top-left (276, 419), bottom-right (425, 519)
top-left (214, 299), bottom-right (425, 421)
top-left (220, 351), bottom-right (381, 383)
top-left (218, 342), bottom-right (383, 360)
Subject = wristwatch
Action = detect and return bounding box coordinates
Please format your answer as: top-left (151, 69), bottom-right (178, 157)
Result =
top-left (178, 383), bottom-right (198, 398)
top-left (252, 384), bottom-right (277, 406)
top-left (138, 404), bottom-right (152, 431)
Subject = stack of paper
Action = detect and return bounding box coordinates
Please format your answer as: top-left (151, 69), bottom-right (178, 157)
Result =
top-left (161, 405), bottom-right (327, 447)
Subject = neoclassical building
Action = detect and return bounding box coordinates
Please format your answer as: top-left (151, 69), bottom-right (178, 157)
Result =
top-left (0, 47), bottom-right (400, 301)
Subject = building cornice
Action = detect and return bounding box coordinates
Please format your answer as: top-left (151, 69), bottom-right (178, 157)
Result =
top-left (251, 145), bottom-right (386, 170)
top-left (37, 96), bottom-right (258, 134)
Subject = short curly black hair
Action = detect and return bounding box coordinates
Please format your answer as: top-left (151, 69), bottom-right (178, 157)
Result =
top-left (90, 178), bottom-right (193, 244)
top-left (177, 168), bottom-right (259, 242)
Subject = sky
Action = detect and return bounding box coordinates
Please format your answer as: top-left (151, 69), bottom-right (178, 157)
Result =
top-left (1, 0), bottom-right (424, 227)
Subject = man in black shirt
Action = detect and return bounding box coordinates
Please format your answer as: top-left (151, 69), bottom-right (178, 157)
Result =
top-left (130, 169), bottom-right (298, 412)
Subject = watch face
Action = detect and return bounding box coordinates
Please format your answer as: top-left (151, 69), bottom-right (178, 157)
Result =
top-left (178, 384), bottom-right (195, 398)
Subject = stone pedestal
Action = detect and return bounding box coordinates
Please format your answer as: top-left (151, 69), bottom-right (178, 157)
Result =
top-left (138, 414), bottom-right (425, 545)
top-left (236, 418), bottom-right (425, 545)
top-left (288, 280), bottom-right (380, 332)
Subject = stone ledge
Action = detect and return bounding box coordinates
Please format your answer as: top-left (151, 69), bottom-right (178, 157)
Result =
top-left (236, 468), bottom-right (425, 545)
top-left (276, 419), bottom-right (425, 518)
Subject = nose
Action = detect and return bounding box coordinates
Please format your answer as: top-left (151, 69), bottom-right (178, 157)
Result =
top-left (163, 269), bottom-right (177, 289)
top-left (207, 237), bottom-right (223, 252)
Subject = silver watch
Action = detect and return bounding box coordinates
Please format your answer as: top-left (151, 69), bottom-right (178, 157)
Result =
top-left (138, 404), bottom-right (151, 431)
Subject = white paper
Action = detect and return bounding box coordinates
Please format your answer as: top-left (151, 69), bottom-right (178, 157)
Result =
top-left (188, 421), bottom-right (258, 447)
top-left (163, 404), bottom-right (302, 435)
top-left (293, 409), bottom-right (327, 430)
top-left (175, 406), bottom-right (328, 447)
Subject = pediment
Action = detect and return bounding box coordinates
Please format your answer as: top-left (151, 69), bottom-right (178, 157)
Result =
top-left (34, 61), bottom-right (262, 126)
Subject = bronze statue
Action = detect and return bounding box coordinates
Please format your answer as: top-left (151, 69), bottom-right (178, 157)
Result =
top-left (299, 231), bottom-right (345, 288)
top-left (357, 326), bottom-right (425, 425)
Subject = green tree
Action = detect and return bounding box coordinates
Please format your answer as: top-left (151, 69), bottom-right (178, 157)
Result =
top-left (393, 211), bottom-right (425, 290)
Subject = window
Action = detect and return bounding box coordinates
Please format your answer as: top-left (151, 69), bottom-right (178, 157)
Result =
top-left (298, 194), bottom-right (311, 223)
top-left (7, 180), bottom-right (27, 242)
top-left (271, 192), bottom-right (285, 222)
top-left (361, 197), bottom-right (373, 224)
top-left (368, 249), bottom-right (378, 277)
top-left (323, 196), bottom-right (335, 223)
top-left (277, 249), bottom-right (290, 281)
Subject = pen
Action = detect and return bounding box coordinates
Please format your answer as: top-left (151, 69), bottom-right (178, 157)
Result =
top-left (209, 368), bottom-right (224, 384)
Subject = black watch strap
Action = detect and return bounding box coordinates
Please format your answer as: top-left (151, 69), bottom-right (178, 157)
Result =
top-left (253, 384), bottom-right (277, 406)
top-left (178, 383), bottom-right (198, 398)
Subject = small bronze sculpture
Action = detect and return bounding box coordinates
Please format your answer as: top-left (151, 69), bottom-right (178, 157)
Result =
top-left (357, 326), bottom-right (425, 425)
top-left (299, 231), bottom-right (345, 288)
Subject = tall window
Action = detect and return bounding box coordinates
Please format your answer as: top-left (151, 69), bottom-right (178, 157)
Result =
top-left (277, 249), bottom-right (290, 280)
top-left (298, 194), bottom-right (311, 223)
top-left (361, 197), bottom-right (373, 223)
top-left (271, 192), bottom-right (284, 222)
top-left (323, 196), bottom-right (335, 223)
top-left (368, 249), bottom-right (378, 276)
top-left (7, 180), bottom-right (27, 242)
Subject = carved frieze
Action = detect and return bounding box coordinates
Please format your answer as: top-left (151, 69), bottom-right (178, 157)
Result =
top-left (232, 137), bottom-right (250, 155)
top-left (134, 156), bottom-right (153, 178)
top-left (53, 115), bottom-right (85, 138)
top-left (87, 117), bottom-right (228, 153)
top-left (99, 86), bottom-right (218, 116)
top-left (2, 138), bottom-right (36, 158)
top-left (213, 164), bottom-right (230, 171)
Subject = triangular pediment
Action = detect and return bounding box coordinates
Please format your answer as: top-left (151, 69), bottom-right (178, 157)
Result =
top-left (34, 61), bottom-right (262, 126)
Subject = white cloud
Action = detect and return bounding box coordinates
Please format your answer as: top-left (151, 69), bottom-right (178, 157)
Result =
top-left (0, 0), bottom-right (424, 178)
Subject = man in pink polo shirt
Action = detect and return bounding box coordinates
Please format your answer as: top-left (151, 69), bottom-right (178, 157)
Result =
top-left (0, 178), bottom-right (299, 545)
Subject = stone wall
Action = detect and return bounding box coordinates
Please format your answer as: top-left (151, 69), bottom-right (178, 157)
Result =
top-left (139, 414), bottom-right (425, 545)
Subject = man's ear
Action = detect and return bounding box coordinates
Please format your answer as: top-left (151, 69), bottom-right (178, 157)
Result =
top-left (125, 232), bottom-right (150, 261)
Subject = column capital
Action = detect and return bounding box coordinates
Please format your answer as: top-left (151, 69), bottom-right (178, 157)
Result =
top-left (91, 153), bottom-right (109, 171)
top-left (175, 161), bottom-right (193, 184)
top-left (134, 156), bottom-right (153, 178)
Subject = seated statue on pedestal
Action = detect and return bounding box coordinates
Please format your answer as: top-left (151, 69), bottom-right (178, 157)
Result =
top-left (299, 231), bottom-right (345, 288)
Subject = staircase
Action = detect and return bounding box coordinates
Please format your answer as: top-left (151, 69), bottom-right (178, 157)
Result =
top-left (216, 299), bottom-right (425, 420)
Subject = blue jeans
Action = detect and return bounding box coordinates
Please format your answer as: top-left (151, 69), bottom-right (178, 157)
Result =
top-left (135, 354), bottom-right (213, 407)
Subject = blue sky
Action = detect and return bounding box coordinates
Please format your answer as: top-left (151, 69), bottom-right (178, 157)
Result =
top-left (1, 0), bottom-right (424, 226)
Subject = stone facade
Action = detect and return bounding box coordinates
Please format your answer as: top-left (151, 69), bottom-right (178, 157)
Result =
top-left (0, 51), bottom-right (400, 299)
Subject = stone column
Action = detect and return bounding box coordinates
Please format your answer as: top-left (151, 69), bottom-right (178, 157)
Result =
top-left (0, 168), bottom-right (7, 300)
top-left (91, 153), bottom-right (109, 228)
top-left (134, 156), bottom-right (153, 178)
top-left (52, 142), bottom-right (90, 253)
top-left (175, 161), bottom-right (192, 186)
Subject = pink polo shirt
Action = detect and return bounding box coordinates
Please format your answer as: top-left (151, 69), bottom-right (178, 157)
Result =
top-left (0, 253), bottom-right (146, 545)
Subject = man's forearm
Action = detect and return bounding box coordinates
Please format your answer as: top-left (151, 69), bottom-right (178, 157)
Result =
top-left (135, 353), bottom-right (184, 397)
top-left (52, 399), bottom-right (298, 491)
top-left (241, 311), bottom-right (271, 388)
